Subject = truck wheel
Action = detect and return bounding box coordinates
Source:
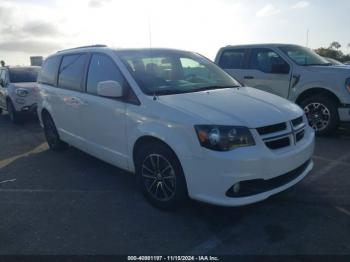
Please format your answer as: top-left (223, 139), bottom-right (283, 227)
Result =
top-left (7, 100), bottom-right (20, 124)
top-left (300, 95), bottom-right (339, 136)
top-left (135, 142), bottom-right (188, 210)
top-left (43, 113), bottom-right (68, 151)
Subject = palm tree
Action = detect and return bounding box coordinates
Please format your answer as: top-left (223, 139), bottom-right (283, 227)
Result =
top-left (330, 41), bottom-right (341, 50)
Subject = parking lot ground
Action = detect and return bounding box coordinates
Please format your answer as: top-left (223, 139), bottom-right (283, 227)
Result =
top-left (0, 114), bottom-right (349, 255)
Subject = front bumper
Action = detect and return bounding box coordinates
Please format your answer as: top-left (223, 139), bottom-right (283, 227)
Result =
top-left (20, 103), bottom-right (37, 114)
top-left (338, 105), bottom-right (350, 122)
top-left (181, 126), bottom-right (315, 207)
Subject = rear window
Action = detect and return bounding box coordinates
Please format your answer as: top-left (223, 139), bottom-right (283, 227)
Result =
top-left (38, 56), bottom-right (61, 86)
top-left (218, 49), bottom-right (247, 69)
top-left (9, 67), bottom-right (39, 83)
top-left (58, 54), bottom-right (88, 91)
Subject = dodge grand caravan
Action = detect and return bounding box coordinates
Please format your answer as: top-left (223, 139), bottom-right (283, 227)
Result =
top-left (215, 44), bottom-right (350, 135)
top-left (37, 45), bottom-right (315, 209)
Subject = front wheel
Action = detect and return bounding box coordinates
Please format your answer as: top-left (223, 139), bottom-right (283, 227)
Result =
top-left (43, 113), bottom-right (68, 151)
top-left (300, 95), bottom-right (339, 136)
top-left (136, 143), bottom-right (188, 210)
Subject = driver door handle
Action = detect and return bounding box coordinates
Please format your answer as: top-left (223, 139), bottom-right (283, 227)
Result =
top-left (244, 76), bottom-right (254, 79)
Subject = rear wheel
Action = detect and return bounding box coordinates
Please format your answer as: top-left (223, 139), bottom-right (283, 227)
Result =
top-left (43, 113), bottom-right (68, 151)
top-left (7, 100), bottom-right (20, 124)
top-left (300, 95), bottom-right (339, 136)
top-left (135, 142), bottom-right (188, 210)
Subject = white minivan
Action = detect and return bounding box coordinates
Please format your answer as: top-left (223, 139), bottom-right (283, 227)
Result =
top-left (37, 45), bottom-right (315, 209)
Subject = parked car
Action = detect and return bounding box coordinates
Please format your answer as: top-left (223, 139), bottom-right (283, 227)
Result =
top-left (344, 61), bottom-right (350, 65)
top-left (0, 66), bottom-right (40, 123)
top-left (323, 57), bottom-right (344, 66)
top-left (37, 45), bottom-right (314, 209)
top-left (215, 44), bottom-right (350, 135)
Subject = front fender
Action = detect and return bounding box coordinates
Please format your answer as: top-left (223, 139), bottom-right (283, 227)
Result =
top-left (127, 120), bottom-right (200, 172)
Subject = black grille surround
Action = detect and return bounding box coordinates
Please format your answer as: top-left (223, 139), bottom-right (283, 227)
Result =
top-left (226, 159), bottom-right (311, 198)
top-left (257, 116), bottom-right (306, 150)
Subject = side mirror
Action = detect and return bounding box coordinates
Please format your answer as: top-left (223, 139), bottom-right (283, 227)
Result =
top-left (97, 81), bottom-right (123, 98)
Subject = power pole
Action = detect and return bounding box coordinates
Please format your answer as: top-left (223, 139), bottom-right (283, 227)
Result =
top-left (306, 29), bottom-right (309, 47)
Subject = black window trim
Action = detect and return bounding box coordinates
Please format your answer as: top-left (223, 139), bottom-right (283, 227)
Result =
top-left (84, 51), bottom-right (140, 106)
top-left (247, 47), bottom-right (291, 75)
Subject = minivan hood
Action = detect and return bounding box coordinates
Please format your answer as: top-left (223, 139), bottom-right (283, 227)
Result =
top-left (158, 87), bottom-right (303, 128)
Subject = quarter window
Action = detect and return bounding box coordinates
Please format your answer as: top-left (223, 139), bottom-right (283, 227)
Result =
top-left (249, 48), bottom-right (290, 74)
top-left (58, 54), bottom-right (88, 91)
top-left (218, 49), bottom-right (247, 69)
top-left (86, 54), bottom-right (126, 95)
top-left (38, 56), bottom-right (61, 86)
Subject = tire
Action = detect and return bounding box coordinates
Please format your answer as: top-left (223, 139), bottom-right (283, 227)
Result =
top-left (42, 112), bottom-right (68, 151)
top-left (0, 107), bottom-right (2, 115)
top-left (299, 95), bottom-right (339, 136)
top-left (7, 100), bottom-right (20, 124)
top-left (135, 142), bottom-right (188, 210)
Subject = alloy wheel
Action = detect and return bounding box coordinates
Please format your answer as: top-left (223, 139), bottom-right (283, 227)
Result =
top-left (141, 154), bottom-right (177, 202)
top-left (304, 102), bottom-right (331, 132)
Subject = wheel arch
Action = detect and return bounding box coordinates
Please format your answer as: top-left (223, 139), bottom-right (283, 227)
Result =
top-left (132, 135), bottom-right (181, 169)
top-left (296, 87), bottom-right (341, 106)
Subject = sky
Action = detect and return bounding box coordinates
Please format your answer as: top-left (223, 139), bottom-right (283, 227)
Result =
top-left (0, 0), bottom-right (349, 65)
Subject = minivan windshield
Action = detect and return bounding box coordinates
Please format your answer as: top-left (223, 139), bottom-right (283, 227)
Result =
top-left (9, 67), bottom-right (40, 83)
top-left (279, 45), bottom-right (331, 66)
top-left (117, 50), bottom-right (240, 96)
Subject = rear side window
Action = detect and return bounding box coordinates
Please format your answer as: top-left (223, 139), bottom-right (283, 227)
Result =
top-left (218, 49), bottom-right (247, 69)
top-left (86, 54), bottom-right (126, 95)
top-left (58, 54), bottom-right (88, 91)
top-left (38, 56), bottom-right (61, 86)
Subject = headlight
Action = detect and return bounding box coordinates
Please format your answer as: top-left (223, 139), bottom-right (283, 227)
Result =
top-left (16, 88), bottom-right (29, 97)
top-left (195, 125), bottom-right (255, 151)
top-left (346, 78), bottom-right (350, 93)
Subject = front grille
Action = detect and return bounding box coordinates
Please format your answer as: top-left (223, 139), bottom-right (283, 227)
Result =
top-left (296, 130), bottom-right (305, 142)
top-left (257, 122), bottom-right (287, 135)
top-left (257, 115), bottom-right (306, 150)
top-left (292, 116), bottom-right (303, 127)
top-left (226, 159), bottom-right (311, 198)
top-left (265, 137), bottom-right (290, 149)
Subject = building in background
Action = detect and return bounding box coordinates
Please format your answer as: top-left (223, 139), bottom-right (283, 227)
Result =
top-left (30, 56), bottom-right (44, 66)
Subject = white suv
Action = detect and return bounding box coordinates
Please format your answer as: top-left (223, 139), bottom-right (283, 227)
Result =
top-left (215, 44), bottom-right (350, 135)
top-left (37, 45), bottom-right (315, 209)
top-left (0, 66), bottom-right (40, 123)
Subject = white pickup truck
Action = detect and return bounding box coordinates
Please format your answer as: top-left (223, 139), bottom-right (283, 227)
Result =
top-left (215, 44), bottom-right (350, 135)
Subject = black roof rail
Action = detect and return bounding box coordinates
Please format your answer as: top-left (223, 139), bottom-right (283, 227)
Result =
top-left (57, 44), bottom-right (107, 53)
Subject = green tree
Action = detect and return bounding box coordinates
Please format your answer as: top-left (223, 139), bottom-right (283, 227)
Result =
top-left (329, 41), bottom-right (341, 50)
top-left (314, 47), bottom-right (343, 60)
top-left (0, 60), bottom-right (5, 67)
